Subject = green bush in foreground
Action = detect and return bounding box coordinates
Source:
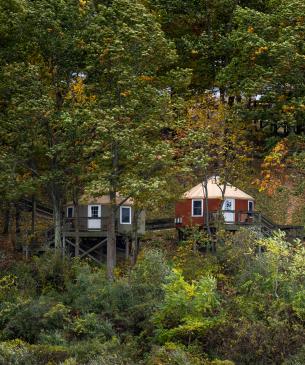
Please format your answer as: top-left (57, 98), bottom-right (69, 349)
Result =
top-left (0, 236), bottom-right (303, 364)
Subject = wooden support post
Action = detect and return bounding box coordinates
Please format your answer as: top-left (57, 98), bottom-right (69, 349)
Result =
top-left (125, 237), bottom-right (130, 261)
top-left (62, 234), bottom-right (66, 257)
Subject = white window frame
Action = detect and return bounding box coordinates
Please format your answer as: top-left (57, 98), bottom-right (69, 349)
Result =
top-left (192, 199), bottom-right (203, 217)
top-left (89, 205), bottom-right (101, 219)
top-left (120, 206), bottom-right (132, 224)
top-left (248, 200), bottom-right (254, 212)
top-left (66, 206), bottom-right (74, 218)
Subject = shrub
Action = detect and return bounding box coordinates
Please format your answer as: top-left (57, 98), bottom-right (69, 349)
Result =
top-left (0, 340), bottom-right (69, 365)
top-left (283, 346), bottom-right (305, 365)
top-left (68, 313), bottom-right (114, 340)
top-left (63, 262), bottom-right (107, 312)
top-left (68, 338), bottom-right (134, 364)
top-left (154, 269), bottom-right (221, 344)
top-left (146, 343), bottom-right (203, 365)
top-left (0, 299), bottom-right (70, 343)
top-left (1, 300), bottom-right (48, 342)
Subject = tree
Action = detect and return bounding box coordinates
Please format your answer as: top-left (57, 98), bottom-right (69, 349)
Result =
top-left (148, 0), bottom-right (267, 92)
top-left (218, 0), bottom-right (305, 135)
top-left (178, 94), bottom-right (252, 234)
top-left (79, 0), bottom-right (191, 279)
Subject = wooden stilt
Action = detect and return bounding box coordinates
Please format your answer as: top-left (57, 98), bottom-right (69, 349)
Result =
top-left (65, 238), bottom-right (105, 264)
top-left (79, 238), bottom-right (107, 258)
top-left (125, 237), bottom-right (130, 261)
top-left (62, 234), bottom-right (66, 257)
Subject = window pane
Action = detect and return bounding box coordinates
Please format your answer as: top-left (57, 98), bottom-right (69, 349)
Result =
top-left (91, 206), bottom-right (99, 218)
top-left (121, 207), bottom-right (131, 223)
top-left (193, 201), bottom-right (202, 216)
top-left (67, 207), bottom-right (73, 218)
top-left (248, 201), bottom-right (253, 212)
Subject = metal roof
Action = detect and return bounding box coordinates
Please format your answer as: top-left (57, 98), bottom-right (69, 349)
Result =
top-left (183, 177), bottom-right (255, 200)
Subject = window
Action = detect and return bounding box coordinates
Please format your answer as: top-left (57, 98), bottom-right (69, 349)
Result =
top-left (248, 201), bottom-right (254, 212)
top-left (91, 205), bottom-right (99, 218)
top-left (192, 199), bottom-right (203, 217)
top-left (248, 201), bottom-right (254, 217)
top-left (223, 200), bottom-right (233, 211)
top-left (120, 206), bottom-right (131, 224)
top-left (67, 207), bottom-right (74, 218)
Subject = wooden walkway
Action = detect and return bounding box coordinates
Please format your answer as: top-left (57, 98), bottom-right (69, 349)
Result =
top-left (173, 211), bottom-right (305, 240)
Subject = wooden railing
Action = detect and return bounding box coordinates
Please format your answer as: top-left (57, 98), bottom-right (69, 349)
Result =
top-left (237, 211), bottom-right (262, 224)
top-left (63, 217), bottom-right (108, 232)
top-left (146, 218), bottom-right (175, 230)
top-left (188, 210), bottom-right (262, 225)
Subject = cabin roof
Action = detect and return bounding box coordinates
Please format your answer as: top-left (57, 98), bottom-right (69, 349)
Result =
top-left (67, 194), bottom-right (133, 206)
top-left (183, 177), bottom-right (254, 200)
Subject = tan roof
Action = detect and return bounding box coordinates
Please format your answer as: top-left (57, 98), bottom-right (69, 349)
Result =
top-left (67, 194), bottom-right (133, 206)
top-left (183, 177), bottom-right (254, 200)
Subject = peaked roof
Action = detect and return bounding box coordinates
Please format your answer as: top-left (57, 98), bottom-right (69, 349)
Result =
top-left (67, 193), bottom-right (133, 206)
top-left (183, 177), bottom-right (254, 200)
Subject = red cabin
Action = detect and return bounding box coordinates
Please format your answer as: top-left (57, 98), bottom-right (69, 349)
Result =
top-left (175, 177), bottom-right (255, 229)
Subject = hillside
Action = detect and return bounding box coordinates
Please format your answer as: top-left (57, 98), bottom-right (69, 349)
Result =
top-left (1, 0), bottom-right (305, 364)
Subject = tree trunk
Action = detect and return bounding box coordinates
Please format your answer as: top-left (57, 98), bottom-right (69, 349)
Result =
top-left (202, 177), bottom-right (212, 237)
top-left (130, 210), bottom-right (140, 266)
top-left (31, 195), bottom-right (36, 234)
top-left (107, 191), bottom-right (117, 281)
top-left (107, 140), bottom-right (119, 280)
top-left (8, 202), bottom-right (14, 247)
top-left (15, 203), bottom-right (21, 250)
top-left (51, 187), bottom-right (62, 250)
top-left (3, 206), bottom-right (10, 234)
top-left (215, 181), bottom-right (227, 252)
top-left (73, 191), bottom-right (80, 257)
top-left (217, 181), bottom-right (227, 218)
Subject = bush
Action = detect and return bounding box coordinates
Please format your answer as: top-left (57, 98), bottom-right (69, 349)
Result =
top-left (68, 313), bottom-right (114, 340)
top-left (208, 318), bottom-right (305, 365)
top-left (0, 299), bottom-right (70, 343)
top-left (154, 269), bottom-right (221, 344)
top-left (1, 300), bottom-right (48, 342)
top-left (68, 338), bottom-right (134, 364)
top-left (146, 343), bottom-right (203, 365)
top-left (283, 346), bottom-right (305, 365)
top-left (0, 340), bottom-right (69, 365)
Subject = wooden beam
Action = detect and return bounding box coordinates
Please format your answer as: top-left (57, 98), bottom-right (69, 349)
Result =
top-left (80, 238), bottom-right (107, 258)
top-left (64, 238), bottom-right (102, 264)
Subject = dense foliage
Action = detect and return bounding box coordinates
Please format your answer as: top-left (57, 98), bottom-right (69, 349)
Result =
top-left (0, 230), bottom-right (304, 364)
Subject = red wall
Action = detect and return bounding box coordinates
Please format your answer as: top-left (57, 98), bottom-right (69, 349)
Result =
top-left (175, 198), bottom-right (254, 227)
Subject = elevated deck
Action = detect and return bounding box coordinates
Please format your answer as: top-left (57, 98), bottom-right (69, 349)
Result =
top-left (175, 210), bottom-right (305, 239)
top-left (62, 217), bottom-right (133, 238)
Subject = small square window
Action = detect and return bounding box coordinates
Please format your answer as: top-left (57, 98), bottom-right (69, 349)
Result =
top-left (192, 200), bottom-right (203, 217)
top-left (91, 206), bottom-right (99, 218)
top-left (120, 206), bottom-right (131, 224)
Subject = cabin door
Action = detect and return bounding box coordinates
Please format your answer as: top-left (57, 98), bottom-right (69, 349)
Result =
top-left (88, 205), bottom-right (101, 230)
top-left (222, 199), bottom-right (235, 223)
